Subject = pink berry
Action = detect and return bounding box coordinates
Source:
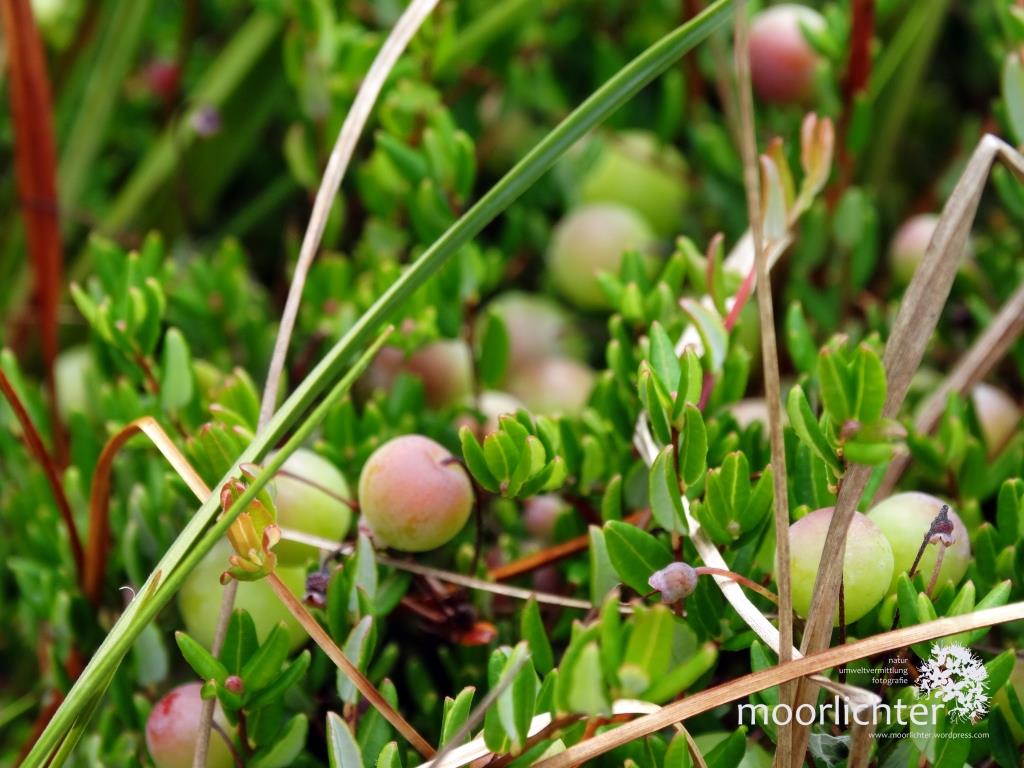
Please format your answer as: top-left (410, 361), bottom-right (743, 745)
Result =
top-left (358, 435), bottom-right (474, 552)
top-left (361, 340), bottom-right (473, 408)
top-left (480, 292), bottom-right (584, 373)
top-left (888, 214), bottom-right (938, 284)
top-left (505, 357), bottom-right (595, 416)
top-left (523, 494), bottom-right (569, 542)
top-left (971, 383), bottom-right (1021, 455)
top-left (145, 683), bottom-right (233, 768)
top-left (749, 4), bottom-right (825, 104)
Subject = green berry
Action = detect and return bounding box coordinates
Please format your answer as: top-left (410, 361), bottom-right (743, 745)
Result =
top-left (780, 507), bottom-right (894, 624)
top-left (271, 448), bottom-right (352, 564)
top-left (359, 435), bottom-right (474, 552)
top-left (546, 203), bottom-right (655, 310)
top-left (576, 131), bottom-right (688, 236)
top-left (178, 540), bottom-right (307, 651)
top-left (145, 682), bottom-right (233, 768)
top-left (867, 492), bottom-right (971, 593)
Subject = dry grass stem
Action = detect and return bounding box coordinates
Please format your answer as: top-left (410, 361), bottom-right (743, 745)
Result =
top-left (790, 134), bottom-right (1024, 768)
top-left (731, 2), bottom-right (795, 760)
top-left (267, 572), bottom-right (436, 758)
top-left (534, 602), bottom-right (1024, 767)
top-left (85, 416), bottom-right (209, 603)
top-left (258, 0), bottom-right (441, 428)
top-left (875, 277), bottom-right (1024, 499)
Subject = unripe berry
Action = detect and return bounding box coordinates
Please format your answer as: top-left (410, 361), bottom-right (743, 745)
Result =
top-left (361, 340), bottom-right (473, 408)
top-left (145, 683), bottom-right (233, 768)
top-left (576, 131), bottom-right (688, 236)
top-left (505, 356), bottom-right (595, 416)
top-left (270, 448), bottom-right (352, 564)
top-left (749, 4), bottom-right (825, 104)
top-left (178, 540), bottom-right (307, 650)
top-left (359, 435), bottom-right (474, 552)
top-left (971, 383), bottom-right (1021, 455)
top-left (480, 292), bottom-right (584, 372)
top-left (546, 204), bottom-right (656, 310)
top-left (867, 492), bottom-right (971, 593)
top-left (780, 507), bottom-right (894, 624)
top-left (888, 214), bottom-right (938, 285)
top-left (523, 494), bottom-right (569, 542)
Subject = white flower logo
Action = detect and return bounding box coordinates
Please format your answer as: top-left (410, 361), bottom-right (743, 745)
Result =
top-left (916, 643), bottom-right (989, 723)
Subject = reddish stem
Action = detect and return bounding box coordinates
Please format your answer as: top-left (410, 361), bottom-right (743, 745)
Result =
top-left (693, 566), bottom-right (779, 605)
top-left (0, 369), bottom-right (83, 573)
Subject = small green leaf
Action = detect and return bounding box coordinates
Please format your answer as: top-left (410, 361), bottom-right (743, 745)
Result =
top-left (1003, 53), bottom-right (1024, 146)
top-left (175, 631), bottom-right (228, 684)
top-left (476, 312), bottom-right (509, 389)
top-left (817, 347), bottom-right (853, 425)
top-left (678, 404), bottom-right (708, 486)
top-left (241, 623), bottom-right (291, 691)
top-left (649, 322), bottom-right (681, 391)
top-left (440, 687), bottom-right (475, 747)
top-left (565, 642), bottom-right (610, 715)
top-left (219, 610), bottom-right (259, 676)
top-left (604, 521), bottom-right (673, 594)
top-left (785, 302), bottom-right (816, 374)
top-left (850, 343), bottom-right (886, 424)
top-left (326, 712), bottom-right (364, 768)
top-left (589, 526), bottom-right (619, 605)
top-left (495, 642), bottom-right (536, 752)
top-left (252, 713), bottom-right (308, 768)
top-left (247, 651), bottom-right (310, 710)
top-left (988, 708), bottom-right (1018, 768)
top-left (649, 445), bottom-right (686, 534)
top-left (459, 427), bottom-right (499, 493)
top-left (160, 327), bottom-right (194, 411)
top-left (375, 743), bottom-right (401, 768)
top-left (786, 385), bottom-right (841, 470)
top-left (664, 731), bottom-right (693, 768)
top-left (520, 598), bottom-right (554, 675)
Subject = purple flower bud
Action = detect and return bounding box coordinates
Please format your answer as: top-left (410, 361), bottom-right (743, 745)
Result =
top-left (224, 675), bottom-right (244, 695)
top-left (648, 562), bottom-right (698, 603)
top-left (190, 105), bottom-right (221, 137)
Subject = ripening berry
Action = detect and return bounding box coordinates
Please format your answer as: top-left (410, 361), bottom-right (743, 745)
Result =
top-left (576, 131), bottom-right (688, 236)
top-left (145, 683), bottom-right (233, 768)
top-left (888, 214), bottom-right (937, 284)
top-left (523, 494), bottom-right (569, 542)
top-left (270, 448), bottom-right (352, 564)
top-left (780, 507), bottom-right (894, 624)
top-left (546, 204), bottom-right (655, 310)
top-left (362, 340), bottom-right (473, 408)
top-left (359, 435), bottom-right (474, 552)
top-left (178, 540), bottom-right (307, 650)
top-left (480, 292), bottom-right (584, 372)
top-left (971, 383), bottom-right (1021, 455)
top-left (505, 357), bottom-right (595, 416)
top-left (749, 4), bottom-right (825, 104)
top-left (867, 492), bottom-right (971, 592)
